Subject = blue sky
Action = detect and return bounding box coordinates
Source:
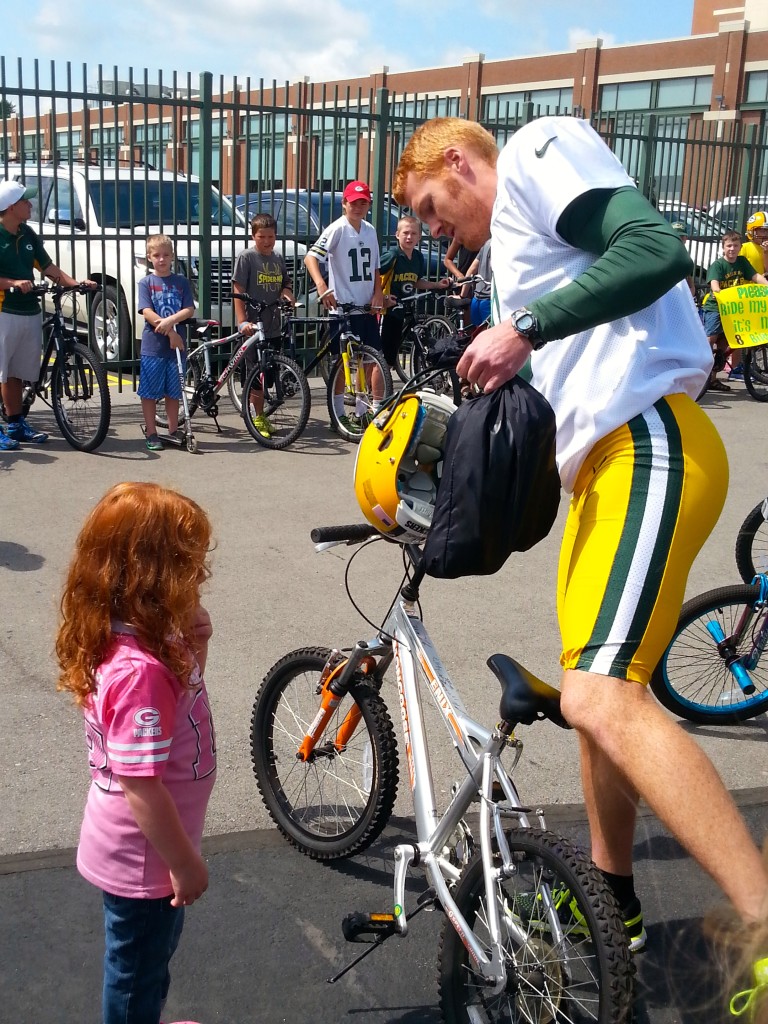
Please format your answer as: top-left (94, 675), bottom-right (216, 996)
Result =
top-left (2, 0), bottom-right (695, 87)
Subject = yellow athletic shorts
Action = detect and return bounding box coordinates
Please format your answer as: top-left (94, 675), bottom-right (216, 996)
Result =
top-left (558, 393), bottom-right (729, 684)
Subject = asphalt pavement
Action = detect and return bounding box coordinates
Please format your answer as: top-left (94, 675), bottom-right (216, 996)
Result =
top-left (1, 376), bottom-right (767, 1023)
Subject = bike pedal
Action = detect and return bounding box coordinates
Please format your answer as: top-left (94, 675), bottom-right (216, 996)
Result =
top-left (342, 911), bottom-right (398, 943)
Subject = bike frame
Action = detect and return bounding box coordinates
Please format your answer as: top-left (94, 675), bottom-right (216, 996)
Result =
top-left (707, 572), bottom-right (768, 691)
top-left (304, 545), bottom-right (559, 990)
top-left (186, 327), bottom-right (251, 398)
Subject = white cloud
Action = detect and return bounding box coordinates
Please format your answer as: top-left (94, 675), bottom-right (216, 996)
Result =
top-left (567, 27), bottom-right (617, 49)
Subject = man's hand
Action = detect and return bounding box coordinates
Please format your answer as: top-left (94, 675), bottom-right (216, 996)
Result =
top-left (169, 330), bottom-right (185, 351)
top-left (238, 321), bottom-right (256, 337)
top-left (80, 279), bottom-right (98, 289)
top-left (12, 279), bottom-right (34, 293)
top-left (169, 851), bottom-right (209, 907)
top-left (384, 295), bottom-right (398, 309)
top-left (320, 288), bottom-right (337, 311)
top-left (456, 320), bottom-right (534, 392)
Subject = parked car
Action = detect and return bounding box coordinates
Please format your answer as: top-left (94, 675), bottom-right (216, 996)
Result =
top-left (4, 164), bottom-right (309, 361)
top-left (707, 195), bottom-right (768, 233)
top-left (657, 203), bottom-right (729, 281)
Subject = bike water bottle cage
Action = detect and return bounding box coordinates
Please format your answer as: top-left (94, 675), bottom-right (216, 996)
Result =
top-left (353, 390), bottom-right (455, 544)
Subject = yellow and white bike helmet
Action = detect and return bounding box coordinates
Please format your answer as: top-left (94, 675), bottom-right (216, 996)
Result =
top-left (353, 391), bottom-right (455, 543)
top-left (746, 210), bottom-right (768, 239)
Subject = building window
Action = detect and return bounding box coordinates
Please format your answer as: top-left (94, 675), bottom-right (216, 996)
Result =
top-left (55, 129), bottom-right (82, 161)
top-left (482, 88), bottom-right (572, 119)
top-left (134, 122), bottom-right (172, 170)
top-left (600, 81), bottom-right (653, 111)
top-left (23, 132), bottom-right (44, 159)
top-left (657, 75), bottom-right (712, 108)
top-left (745, 71), bottom-right (768, 104)
top-left (391, 97), bottom-right (459, 118)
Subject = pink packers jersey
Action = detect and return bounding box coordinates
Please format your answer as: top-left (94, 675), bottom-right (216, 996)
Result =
top-left (77, 631), bottom-right (216, 898)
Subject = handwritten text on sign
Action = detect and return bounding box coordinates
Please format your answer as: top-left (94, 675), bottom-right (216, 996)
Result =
top-left (715, 284), bottom-right (768, 348)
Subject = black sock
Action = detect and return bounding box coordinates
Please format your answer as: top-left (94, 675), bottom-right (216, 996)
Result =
top-left (600, 870), bottom-right (637, 911)
top-left (8, 415), bottom-right (21, 424)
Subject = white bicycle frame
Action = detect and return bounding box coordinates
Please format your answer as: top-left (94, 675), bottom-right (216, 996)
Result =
top-left (327, 559), bottom-right (563, 993)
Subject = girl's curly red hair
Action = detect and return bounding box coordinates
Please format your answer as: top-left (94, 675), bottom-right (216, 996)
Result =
top-left (56, 482), bottom-right (212, 707)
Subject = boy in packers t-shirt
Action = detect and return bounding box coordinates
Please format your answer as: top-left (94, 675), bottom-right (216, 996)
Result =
top-left (379, 214), bottom-right (449, 369)
top-left (232, 213), bottom-right (295, 438)
top-left (702, 230), bottom-right (768, 390)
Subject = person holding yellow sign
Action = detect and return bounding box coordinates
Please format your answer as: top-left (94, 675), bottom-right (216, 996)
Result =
top-left (702, 230), bottom-right (768, 390)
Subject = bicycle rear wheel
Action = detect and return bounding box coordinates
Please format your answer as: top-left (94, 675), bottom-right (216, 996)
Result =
top-left (439, 828), bottom-right (634, 1024)
top-left (51, 341), bottom-right (111, 452)
top-left (327, 345), bottom-right (393, 442)
top-left (251, 647), bottom-right (399, 860)
top-left (735, 500), bottom-right (768, 582)
top-left (748, 344), bottom-right (768, 384)
top-left (743, 349), bottom-right (768, 401)
top-left (412, 317), bottom-right (462, 406)
top-left (242, 353), bottom-right (310, 449)
top-left (650, 584), bottom-right (768, 723)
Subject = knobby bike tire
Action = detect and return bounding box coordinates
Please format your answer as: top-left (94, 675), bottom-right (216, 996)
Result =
top-left (411, 319), bottom-right (462, 406)
top-left (438, 827), bottom-right (634, 1024)
top-left (748, 344), bottom-right (768, 384)
top-left (156, 359), bottom-right (201, 429)
top-left (735, 500), bottom-right (768, 582)
top-left (250, 647), bottom-right (399, 860)
top-left (242, 353), bottom-right (311, 450)
top-left (743, 349), bottom-right (768, 402)
top-left (650, 583), bottom-right (768, 723)
top-left (51, 341), bottom-right (111, 452)
top-left (326, 345), bottom-right (393, 443)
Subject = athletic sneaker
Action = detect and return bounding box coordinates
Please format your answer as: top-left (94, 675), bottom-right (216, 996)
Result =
top-left (252, 413), bottom-right (274, 437)
top-left (621, 896), bottom-right (647, 953)
top-left (729, 955), bottom-right (768, 1019)
top-left (0, 427), bottom-right (20, 451)
top-left (145, 433), bottom-right (164, 451)
top-left (519, 886), bottom-right (646, 952)
top-left (728, 365), bottom-right (745, 381)
top-left (338, 413), bottom-right (363, 434)
top-left (5, 418), bottom-right (48, 443)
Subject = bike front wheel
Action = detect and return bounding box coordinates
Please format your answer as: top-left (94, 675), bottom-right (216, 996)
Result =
top-left (156, 359), bottom-right (200, 429)
top-left (326, 345), bottom-right (393, 442)
top-left (439, 827), bottom-right (634, 1024)
top-left (251, 647), bottom-right (399, 860)
top-left (242, 353), bottom-right (311, 449)
top-left (735, 500), bottom-right (768, 582)
top-left (650, 584), bottom-right (768, 723)
top-left (51, 341), bottom-right (111, 452)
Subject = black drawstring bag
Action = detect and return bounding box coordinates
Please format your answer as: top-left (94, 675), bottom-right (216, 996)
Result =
top-left (423, 377), bottom-right (561, 578)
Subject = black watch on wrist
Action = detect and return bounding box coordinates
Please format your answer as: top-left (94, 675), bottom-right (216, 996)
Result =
top-left (511, 307), bottom-right (546, 350)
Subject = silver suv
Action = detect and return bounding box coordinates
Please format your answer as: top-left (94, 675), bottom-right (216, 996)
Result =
top-left (5, 163), bottom-right (308, 361)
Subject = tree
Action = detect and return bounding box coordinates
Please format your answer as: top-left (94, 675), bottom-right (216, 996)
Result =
top-left (1, 99), bottom-right (16, 119)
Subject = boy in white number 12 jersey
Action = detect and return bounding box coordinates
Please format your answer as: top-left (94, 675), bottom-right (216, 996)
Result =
top-left (304, 180), bottom-right (386, 433)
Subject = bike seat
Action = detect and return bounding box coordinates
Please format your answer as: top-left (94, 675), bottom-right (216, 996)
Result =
top-left (487, 653), bottom-right (570, 730)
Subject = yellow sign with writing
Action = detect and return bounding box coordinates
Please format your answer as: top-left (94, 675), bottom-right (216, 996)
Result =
top-left (715, 283), bottom-right (768, 348)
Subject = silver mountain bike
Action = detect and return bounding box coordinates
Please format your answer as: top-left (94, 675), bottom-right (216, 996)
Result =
top-left (250, 525), bottom-right (634, 1023)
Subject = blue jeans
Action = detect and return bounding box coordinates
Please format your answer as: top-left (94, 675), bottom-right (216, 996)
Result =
top-left (102, 891), bottom-right (185, 1024)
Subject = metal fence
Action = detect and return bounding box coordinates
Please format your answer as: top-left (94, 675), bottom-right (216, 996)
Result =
top-left (2, 58), bottom-right (768, 386)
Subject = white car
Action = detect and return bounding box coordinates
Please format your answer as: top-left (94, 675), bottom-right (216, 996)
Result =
top-left (657, 202), bottom-right (728, 281)
top-left (5, 163), bottom-right (310, 361)
top-left (707, 195), bottom-right (768, 233)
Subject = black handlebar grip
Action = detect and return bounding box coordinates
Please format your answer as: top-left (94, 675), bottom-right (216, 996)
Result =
top-left (310, 524), bottom-right (378, 544)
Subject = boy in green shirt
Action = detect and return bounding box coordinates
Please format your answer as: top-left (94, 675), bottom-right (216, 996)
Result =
top-left (379, 215), bottom-right (448, 370)
top-left (702, 230), bottom-right (768, 390)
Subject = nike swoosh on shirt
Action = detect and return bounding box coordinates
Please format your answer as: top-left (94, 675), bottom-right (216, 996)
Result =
top-left (535, 136), bottom-right (557, 158)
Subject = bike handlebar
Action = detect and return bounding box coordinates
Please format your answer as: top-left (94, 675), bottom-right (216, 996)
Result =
top-left (311, 524), bottom-right (379, 545)
top-left (8, 281), bottom-right (97, 296)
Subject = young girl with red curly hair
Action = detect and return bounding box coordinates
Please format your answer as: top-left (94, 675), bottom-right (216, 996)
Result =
top-left (56, 481), bottom-right (216, 1024)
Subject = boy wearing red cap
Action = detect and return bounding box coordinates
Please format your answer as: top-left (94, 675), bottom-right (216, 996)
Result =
top-left (304, 180), bottom-right (386, 433)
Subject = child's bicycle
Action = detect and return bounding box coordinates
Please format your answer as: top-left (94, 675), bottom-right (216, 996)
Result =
top-left (251, 523), bottom-right (634, 1022)
top-left (251, 345), bottom-right (633, 1021)
top-left (2, 282), bottom-right (110, 452)
top-left (389, 291), bottom-right (462, 404)
top-left (650, 495), bottom-right (768, 724)
top-left (156, 304), bottom-right (310, 451)
top-left (298, 303), bottom-right (394, 442)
